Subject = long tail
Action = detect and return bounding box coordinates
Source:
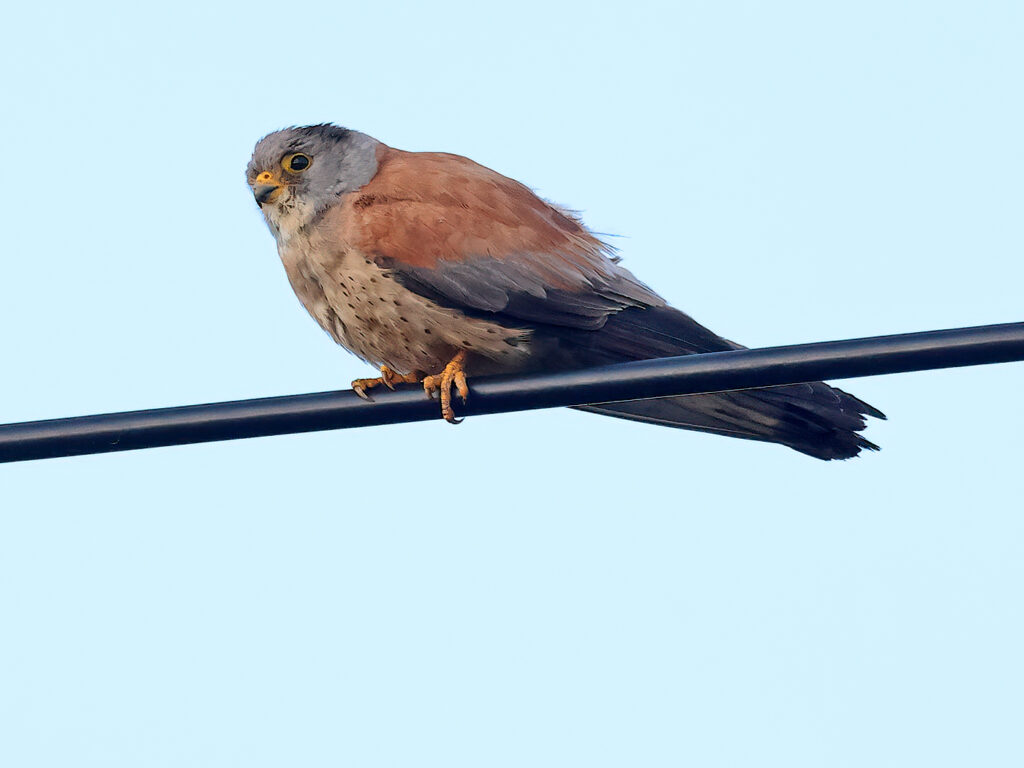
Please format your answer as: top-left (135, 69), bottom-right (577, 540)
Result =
top-left (537, 306), bottom-right (885, 460)
top-left (576, 383), bottom-right (883, 460)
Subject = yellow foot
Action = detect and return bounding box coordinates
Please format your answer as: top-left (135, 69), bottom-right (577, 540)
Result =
top-left (422, 351), bottom-right (469, 424)
top-left (352, 366), bottom-right (422, 400)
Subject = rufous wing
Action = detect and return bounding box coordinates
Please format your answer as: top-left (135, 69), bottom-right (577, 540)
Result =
top-left (331, 147), bottom-right (664, 330)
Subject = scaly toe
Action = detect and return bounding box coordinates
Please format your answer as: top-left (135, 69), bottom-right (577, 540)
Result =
top-left (422, 374), bottom-right (441, 399)
top-left (351, 378), bottom-right (379, 400)
top-left (354, 367), bottom-right (423, 401)
top-left (379, 366), bottom-right (398, 390)
top-left (452, 369), bottom-right (469, 404)
top-left (421, 354), bottom-right (469, 424)
top-left (439, 363), bottom-right (466, 424)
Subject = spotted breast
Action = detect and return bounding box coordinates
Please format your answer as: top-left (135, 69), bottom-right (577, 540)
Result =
top-left (276, 220), bottom-right (529, 375)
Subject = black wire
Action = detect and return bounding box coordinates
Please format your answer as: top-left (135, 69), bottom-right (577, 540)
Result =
top-left (1, 322), bottom-right (1022, 464)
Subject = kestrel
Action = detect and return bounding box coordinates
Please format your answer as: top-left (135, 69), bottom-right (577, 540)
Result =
top-left (247, 124), bottom-right (883, 459)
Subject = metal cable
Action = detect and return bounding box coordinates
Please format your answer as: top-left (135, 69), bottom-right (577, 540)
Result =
top-left (1, 322), bottom-right (1022, 464)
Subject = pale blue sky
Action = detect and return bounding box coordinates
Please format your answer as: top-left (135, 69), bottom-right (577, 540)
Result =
top-left (1, 1), bottom-right (1022, 766)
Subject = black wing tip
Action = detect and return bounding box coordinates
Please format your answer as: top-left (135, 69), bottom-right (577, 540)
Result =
top-left (832, 386), bottom-right (887, 421)
top-left (798, 400), bottom-right (884, 460)
top-left (811, 434), bottom-right (882, 461)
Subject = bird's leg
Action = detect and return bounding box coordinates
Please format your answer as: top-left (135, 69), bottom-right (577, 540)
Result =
top-left (352, 366), bottom-right (422, 400)
top-left (422, 351), bottom-right (469, 424)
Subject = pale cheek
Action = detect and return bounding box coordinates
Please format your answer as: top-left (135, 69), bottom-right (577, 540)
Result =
top-left (261, 192), bottom-right (318, 244)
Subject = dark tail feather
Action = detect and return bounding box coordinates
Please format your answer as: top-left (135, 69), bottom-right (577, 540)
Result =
top-left (541, 305), bottom-right (885, 460)
top-left (575, 383), bottom-right (884, 460)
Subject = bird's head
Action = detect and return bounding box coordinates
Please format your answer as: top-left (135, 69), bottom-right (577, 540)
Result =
top-left (246, 124), bottom-right (379, 238)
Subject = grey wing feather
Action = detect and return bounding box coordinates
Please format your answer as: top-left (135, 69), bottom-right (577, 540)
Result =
top-left (554, 306), bottom-right (884, 460)
top-left (379, 251), bottom-right (883, 460)
top-left (378, 252), bottom-right (665, 329)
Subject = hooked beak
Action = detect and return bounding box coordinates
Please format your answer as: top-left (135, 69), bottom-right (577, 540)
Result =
top-left (252, 171), bottom-right (284, 205)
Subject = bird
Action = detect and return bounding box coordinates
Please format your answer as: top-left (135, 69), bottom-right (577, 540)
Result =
top-left (247, 123), bottom-right (884, 460)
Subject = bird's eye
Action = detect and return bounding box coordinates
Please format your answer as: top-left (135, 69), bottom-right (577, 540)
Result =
top-left (282, 153), bottom-right (312, 173)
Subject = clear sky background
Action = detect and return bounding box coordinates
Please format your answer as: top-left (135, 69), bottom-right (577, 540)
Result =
top-left (1, 2), bottom-right (1022, 766)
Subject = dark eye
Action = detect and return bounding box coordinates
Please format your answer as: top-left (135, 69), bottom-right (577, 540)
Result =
top-left (282, 153), bottom-right (312, 173)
